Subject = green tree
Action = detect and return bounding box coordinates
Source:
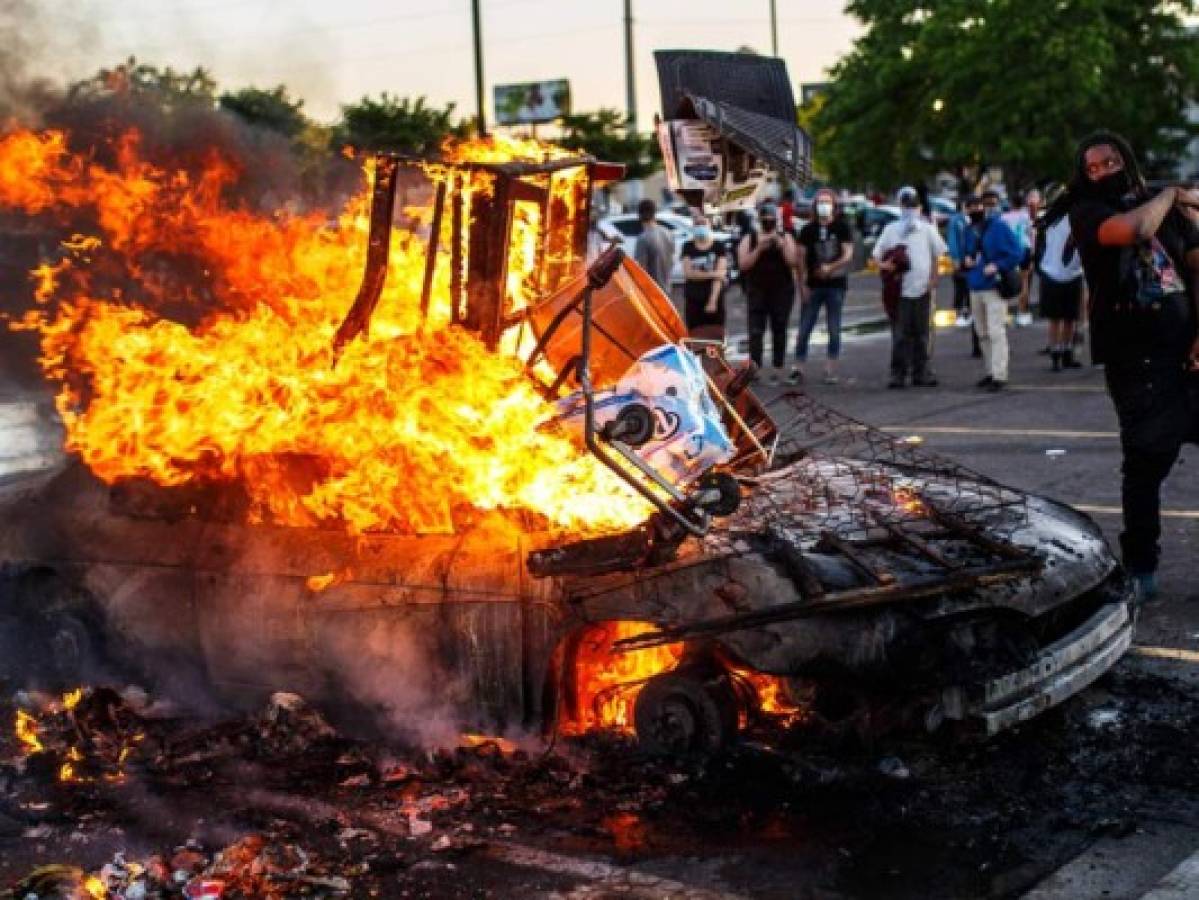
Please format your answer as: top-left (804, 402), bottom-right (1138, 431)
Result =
top-left (557, 108), bottom-right (656, 179)
top-left (66, 56), bottom-right (217, 112)
top-left (334, 94), bottom-right (464, 154)
top-left (814, 0), bottom-right (1199, 191)
top-left (219, 85), bottom-right (308, 138)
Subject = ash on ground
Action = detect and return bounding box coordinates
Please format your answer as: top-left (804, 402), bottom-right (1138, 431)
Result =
top-left (1, 670), bottom-right (1197, 899)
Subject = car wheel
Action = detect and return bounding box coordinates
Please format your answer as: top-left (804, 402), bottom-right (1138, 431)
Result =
top-left (633, 665), bottom-right (740, 756)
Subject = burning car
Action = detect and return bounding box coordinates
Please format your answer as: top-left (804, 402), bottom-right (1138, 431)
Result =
top-left (0, 124), bottom-right (1133, 757)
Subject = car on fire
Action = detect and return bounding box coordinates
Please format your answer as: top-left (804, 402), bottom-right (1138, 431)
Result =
top-left (0, 141), bottom-right (1135, 758)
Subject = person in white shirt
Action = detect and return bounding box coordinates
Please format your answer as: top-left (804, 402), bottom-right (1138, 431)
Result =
top-left (873, 186), bottom-right (948, 388)
top-left (1036, 207), bottom-right (1087, 371)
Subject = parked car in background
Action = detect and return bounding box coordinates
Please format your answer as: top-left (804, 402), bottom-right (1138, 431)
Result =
top-left (598, 212), bottom-right (735, 287)
top-left (928, 196), bottom-right (956, 231)
top-left (857, 204), bottom-right (901, 245)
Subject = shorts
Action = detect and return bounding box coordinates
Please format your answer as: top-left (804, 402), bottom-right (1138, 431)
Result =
top-left (1039, 276), bottom-right (1082, 320)
top-left (684, 292), bottom-right (726, 330)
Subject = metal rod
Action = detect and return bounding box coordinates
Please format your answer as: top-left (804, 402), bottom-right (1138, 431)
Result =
top-left (623, 0), bottom-right (637, 130)
top-left (769, 0), bottom-right (778, 56)
top-left (819, 531), bottom-right (896, 585)
top-left (471, 0), bottom-right (487, 135)
top-left (420, 178), bottom-right (448, 322)
top-left (614, 557), bottom-right (1045, 652)
top-left (450, 175), bottom-right (465, 325)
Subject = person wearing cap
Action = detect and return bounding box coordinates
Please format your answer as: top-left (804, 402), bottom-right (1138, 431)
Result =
top-left (963, 189), bottom-right (1024, 391)
top-left (738, 201), bottom-right (799, 383)
top-left (873, 186), bottom-right (947, 388)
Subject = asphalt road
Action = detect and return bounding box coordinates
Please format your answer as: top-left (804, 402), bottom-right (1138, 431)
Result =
top-left (2, 278), bottom-right (1199, 898)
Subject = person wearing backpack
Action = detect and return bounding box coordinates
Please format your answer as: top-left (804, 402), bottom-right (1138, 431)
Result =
top-left (873, 186), bottom-right (947, 388)
top-left (1035, 193), bottom-right (1086, 371)
top-left (964, 189), bottom-right (1024, 391)
top-left (1061, 131), bottom-right (1199, 602)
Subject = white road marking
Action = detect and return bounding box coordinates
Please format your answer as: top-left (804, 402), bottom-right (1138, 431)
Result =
top-left (1132, 646), bottom-right (1199, 664)
top-left (1139, 846), bottom-right (1199, 898)
top-left (487, 841), bottom-right (750, 900)
top-left (1074, 505), bottom-right (1199, 520)
top-left (1022, 821), bottom-right (1199, 899)
top-left (1008, 384), bottom-right (1108, 393)
top-left (880, 425), bottom-right (1118, 439)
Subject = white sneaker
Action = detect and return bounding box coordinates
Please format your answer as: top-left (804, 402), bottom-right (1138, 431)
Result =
top-left (954, 313), bottom-right (972, 328)
top-left (1015, 312), bottom-right (1033, 327)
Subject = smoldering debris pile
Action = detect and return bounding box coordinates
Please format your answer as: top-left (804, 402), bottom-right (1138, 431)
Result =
top-left (10, 836), bottom-right (351, 899)
top-left (3, 674), bottom-right (1199, 898)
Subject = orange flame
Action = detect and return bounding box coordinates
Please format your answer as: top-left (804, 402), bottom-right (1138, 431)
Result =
top-left (569, 622), bottom-right (684, 733)
top-left (0, 127), bottom-right (650, 535)
top-left (568, 622), bottom-right (806, 734)
top-left (15, 709), bottom-right (43, 754)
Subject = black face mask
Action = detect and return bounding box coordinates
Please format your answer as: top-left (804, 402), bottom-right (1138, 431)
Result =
top-left (760, 218), bottom-right (777, 232)
top-left (1092, 170), bottom-right (1133, 202)
top-left (968, 210), bottom-right (985, 224)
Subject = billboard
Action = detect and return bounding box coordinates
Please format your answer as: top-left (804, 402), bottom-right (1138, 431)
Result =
top-left (493, 79), bottom-right (571, 126)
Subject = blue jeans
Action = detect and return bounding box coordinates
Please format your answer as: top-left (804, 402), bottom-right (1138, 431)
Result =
top-left (795, 285), bottom-right (845, 362)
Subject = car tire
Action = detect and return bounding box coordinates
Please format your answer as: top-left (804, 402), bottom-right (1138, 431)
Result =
top-left (633, 665), bottom-right (740, 756)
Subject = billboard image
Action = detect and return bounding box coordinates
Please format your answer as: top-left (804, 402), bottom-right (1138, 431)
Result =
top-left (494, 79), bottom-right (571, 126)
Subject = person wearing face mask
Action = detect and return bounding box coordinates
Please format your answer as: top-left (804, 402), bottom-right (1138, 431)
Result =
top-left (1059, 131), bottom-right (1199, 602)
top-left (791, 189), bottom-right (853, 385)
top-left (963, 190), bottom-right (1024, 391)
top-left (680, 216), bottom-right (729, 340)
top-left (738, 201), bottom-right (799, 384)
top-left (1003, 189), bottom-right (1042, 326)
top-left (873, 186), bottom-right (947, 388)
top-left (947, 195), bottom-right (982, 330)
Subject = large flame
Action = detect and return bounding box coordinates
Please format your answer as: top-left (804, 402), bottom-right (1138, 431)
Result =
top-left (0, 127), bottom-right (649, 535)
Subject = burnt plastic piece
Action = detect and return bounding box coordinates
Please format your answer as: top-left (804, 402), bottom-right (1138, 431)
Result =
top-left (528, 527), bottom-right (655, 578)
top-left (694, 471), bottom-right (741, 517)
top-left (527, 512), bottom-right (690, 579)
top-left (587, 243), bottom-right (624, 289)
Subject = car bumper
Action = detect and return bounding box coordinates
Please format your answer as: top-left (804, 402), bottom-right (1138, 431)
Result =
top-left (945, 598), bottom-right (1135, 735)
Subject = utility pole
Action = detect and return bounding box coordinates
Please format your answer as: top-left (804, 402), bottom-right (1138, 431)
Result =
top-left (769, 0), bottom-right (778, 56)
top-left (623, 0), bottom-right (636, 131)
top-left (471, 0), bottom-right (487, 135)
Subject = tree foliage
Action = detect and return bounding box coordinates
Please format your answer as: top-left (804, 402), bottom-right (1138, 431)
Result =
top-left (66, 57), bottom-right (217, 113)
top-left (557, 108), bottom-right (656, 179)
top-left (814, 0), bottom-right (1199, 190)
top-left (334, 93), bottom-right (464, 154)
top-left (219, 85), bottom-right (307, 138)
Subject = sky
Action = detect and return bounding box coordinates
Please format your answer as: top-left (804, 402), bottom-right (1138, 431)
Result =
top-left (36, 0), bottom-right (862, 124)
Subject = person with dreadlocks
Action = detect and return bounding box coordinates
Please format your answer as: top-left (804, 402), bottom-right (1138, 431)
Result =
top-left (1062, 131), bottom-right (1199, 602)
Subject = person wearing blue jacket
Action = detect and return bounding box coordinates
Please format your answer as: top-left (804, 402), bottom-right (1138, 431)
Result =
top-left (946, 196), bottom-right (981, 327)
top-left (963, 190), bottom-right (1024, 391)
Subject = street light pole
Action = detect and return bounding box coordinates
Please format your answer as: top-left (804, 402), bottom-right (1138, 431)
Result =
top-left (471, 0), bottom-right (487, 135)
top-left (623, 0), bottom-right (637, 131)
top-left (769, 0), bottom-right (778, 56)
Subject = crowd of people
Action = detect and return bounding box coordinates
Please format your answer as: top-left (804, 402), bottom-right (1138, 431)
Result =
top-left (628, 173), bottom-right (1139, 396)
top-left (628, 135), bottom-right (1198, 602)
